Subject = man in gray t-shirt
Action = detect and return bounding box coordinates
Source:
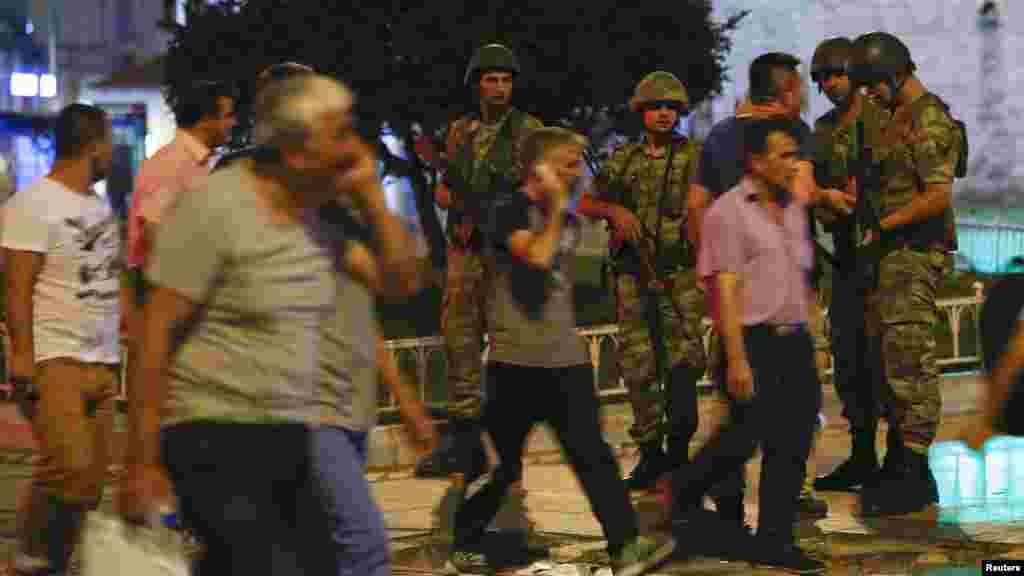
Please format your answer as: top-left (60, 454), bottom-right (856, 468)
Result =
top-left (447, 127), bottom-right (672, 576)
top-left (120, 74), bottom-right (374, 576)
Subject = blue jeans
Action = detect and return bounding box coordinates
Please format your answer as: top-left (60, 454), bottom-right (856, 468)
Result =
top-left (313, 426), bottom-right (390, 576)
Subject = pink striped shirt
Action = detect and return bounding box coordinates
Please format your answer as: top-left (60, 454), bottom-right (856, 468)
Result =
top-left (127, 130), bottom-right (212, 269)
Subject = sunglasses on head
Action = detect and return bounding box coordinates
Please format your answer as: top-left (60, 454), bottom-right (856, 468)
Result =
top-left (811, 68), bottom-right (847, 84)
top-left (642, 100), bottom-right (684, 113)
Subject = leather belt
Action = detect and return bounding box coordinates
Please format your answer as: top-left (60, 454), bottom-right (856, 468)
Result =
top-left (766, 323), bottom-right (806, 337)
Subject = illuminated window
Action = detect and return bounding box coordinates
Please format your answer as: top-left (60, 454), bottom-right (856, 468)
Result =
top-left (39, 75), bottom-right (57, 98)
top-left (10, 73), bottom-right (38, 97)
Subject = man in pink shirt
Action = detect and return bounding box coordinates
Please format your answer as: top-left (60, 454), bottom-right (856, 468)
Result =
top-left (124, 81), bottom-right (236, 336)
top-left (670, 118), bottom-right (825, 574)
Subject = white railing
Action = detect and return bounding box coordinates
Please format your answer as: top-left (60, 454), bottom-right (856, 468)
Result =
top-left (0, 287), bottom-right (983, 407)
top-left (378, 286), bottom-right (987, 413)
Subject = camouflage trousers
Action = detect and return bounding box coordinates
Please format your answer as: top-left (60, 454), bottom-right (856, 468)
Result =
top-left (441, 247), bottom-right (489, 420)
top-left (615, 269), bottom-right (707, 446)
top-left (865, 248), bottom-right (948, 454)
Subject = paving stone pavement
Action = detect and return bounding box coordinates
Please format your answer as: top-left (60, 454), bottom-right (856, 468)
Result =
top-left (378, 374), bottom-right (1024, 575)
top-left (0, 373), bottom-right (1018, 575)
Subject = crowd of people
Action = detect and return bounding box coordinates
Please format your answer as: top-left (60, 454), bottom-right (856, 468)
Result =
top-left (0, 27), bottom-right (991, 576)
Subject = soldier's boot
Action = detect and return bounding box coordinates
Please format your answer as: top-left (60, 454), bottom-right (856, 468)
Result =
top-left (625, 441), bottom-right (670, 492)
top-left (814, 422), bottom-right (880, 492)
top-left (860, 443), bottom-right (938, 516)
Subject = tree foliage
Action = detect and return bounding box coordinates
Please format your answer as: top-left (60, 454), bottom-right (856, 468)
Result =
top-left (164, 0), bottom-right (744, 139)
top-left (162, 0), bottom-right (745, 271)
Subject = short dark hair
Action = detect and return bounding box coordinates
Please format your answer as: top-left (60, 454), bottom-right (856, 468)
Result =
top-left (54, 104), bottom-right (108, 160)
top-left (255, 62), bottom-right (315, 95)
top-left (749, 52), bottom-right (801, 105)
top-left (166, 80), bottom-right (237, 128)
top-left (744, 117), bottom-right (801, 164)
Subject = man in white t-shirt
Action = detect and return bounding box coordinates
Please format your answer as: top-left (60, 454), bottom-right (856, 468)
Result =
top-left (3, 104), bottom-right (120, 576)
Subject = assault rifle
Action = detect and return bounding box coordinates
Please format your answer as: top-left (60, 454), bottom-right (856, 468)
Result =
top-left (850, 119), bottom-right (884, 289)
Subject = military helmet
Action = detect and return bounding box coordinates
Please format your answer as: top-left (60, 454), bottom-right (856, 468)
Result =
top-left (464, 44), bottom-right (520, 85)
top-left (810, 37), bottom-right (853, 82)
top-left (629, 71), bottom-right (689, 113)
top-left (849, 32), bottom-right (914, 90)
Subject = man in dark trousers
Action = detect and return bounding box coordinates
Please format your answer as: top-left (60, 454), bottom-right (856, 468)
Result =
top-left (672, 118), bottom-right (828, 574)
top-left (686, 52), bottom-right (855, 528)
top-left (446, 127), bottom-right (672, 576)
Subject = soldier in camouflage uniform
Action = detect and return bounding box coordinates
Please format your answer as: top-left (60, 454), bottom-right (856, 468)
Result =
top-left (809, 37), bottom-right (893, 493)
top-left (577, 72), bottom-right (706, 491)
top-left (432, 44), bottom-right (542, 478)
top-left (849, 32), bottom-right (963, 515)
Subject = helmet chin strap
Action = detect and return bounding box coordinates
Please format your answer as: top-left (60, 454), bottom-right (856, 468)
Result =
top-left (885, 74), bottom-right (906, 112)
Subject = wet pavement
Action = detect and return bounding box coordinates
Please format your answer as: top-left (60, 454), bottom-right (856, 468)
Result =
top-left (0, 373), bottom-right (1019, 575)
top-left (377, 374), bottom-right (1023, 575)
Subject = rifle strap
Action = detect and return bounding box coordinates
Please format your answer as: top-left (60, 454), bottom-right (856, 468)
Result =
top-left (646, 140), bottom-right (677, 393)
top-left (652, 140), bottom-right (678, 276)
top-left (609, 145), bottom-right (645, 205)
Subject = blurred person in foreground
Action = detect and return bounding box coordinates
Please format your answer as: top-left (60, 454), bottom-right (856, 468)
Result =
top-left (5, 104), bottom-right (120, 576)
top-left (118, 74), bottom-right (388, 575)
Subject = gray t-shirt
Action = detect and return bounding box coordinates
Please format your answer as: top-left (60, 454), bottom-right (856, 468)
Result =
top-left (146, 165), bottom-right (335, 427)
top-left (307, 204), bottom-right (379, 432)
top-left (487, 191), bottom-right (588, 367)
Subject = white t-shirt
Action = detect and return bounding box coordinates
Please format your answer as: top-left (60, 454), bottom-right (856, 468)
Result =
top-left (1, 178), bottom-right (121, 364)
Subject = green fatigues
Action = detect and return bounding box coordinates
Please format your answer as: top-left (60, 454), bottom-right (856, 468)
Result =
top-left (813, 99), bottom-right (889, 434)
top-left (442, 109), bottom-right (543, 419)
top-left (868, 94), bottom-right (960, 454)
top-left (596, 138), bottom-right (706, 446)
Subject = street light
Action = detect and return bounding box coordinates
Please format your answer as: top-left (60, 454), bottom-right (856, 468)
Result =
top-left (8, 73), bottom-right (58, 98)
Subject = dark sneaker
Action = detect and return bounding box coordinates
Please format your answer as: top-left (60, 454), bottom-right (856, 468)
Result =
top-left (613, 536), bottom-right (676, 576)
top-left (442, 549), bottom-right (488, 575)
top-left (860, 450), bottom-right (938, 516)
top-left (752, 544), bottom-right (826, 574)
top-left (672, 508), bottom-right (755, 562)
top-left (814, 457), bottom-right (879, 492)
top-left (797, 494), bottom-right (829, 519)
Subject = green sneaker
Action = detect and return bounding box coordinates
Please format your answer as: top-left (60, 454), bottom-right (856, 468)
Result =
top-left (442, 549), bottom-right (489, 574)
top-left (613, 536), bottom-right (675, 576)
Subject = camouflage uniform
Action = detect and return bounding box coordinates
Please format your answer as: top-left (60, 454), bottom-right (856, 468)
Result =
top-left (811, 97), bottom-right (892, 492)
top-left (867, 94), bottom-right (959, 454)
top-left (597, 137), bottom-right (706, 448)
top-left (442, 108), bottom-right (543, 420)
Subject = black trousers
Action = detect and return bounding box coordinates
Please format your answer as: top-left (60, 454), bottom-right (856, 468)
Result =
top-left (830, 267), bottom-right (883, 430)
top-left (162, 421), bottom-right (336, 576)
top-left (456, 362), bottom-right (638, 556)
top-left (671, 325), bottom-right (821, 543)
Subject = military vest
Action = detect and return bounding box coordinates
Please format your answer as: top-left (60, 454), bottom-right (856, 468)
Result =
top-left (813, 99), bottom-right (889, 263)
top-left (447, 108), bottom-right (531, 248)
top-left (603, 137), bottom-right (699, 273)
top-left (876, 93), bottom-right (963, 251)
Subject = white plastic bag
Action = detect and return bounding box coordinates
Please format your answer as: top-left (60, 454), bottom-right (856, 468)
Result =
top-left (81, 511), bottom-right (190, 576)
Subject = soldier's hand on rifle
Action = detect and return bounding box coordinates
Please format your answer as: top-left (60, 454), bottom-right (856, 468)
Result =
top-left (860, 229), bottom-right (876, 247)
top-left (609, 206), bottom-right (643, 244)
top-left (821, 188), bottom-right (856, 215)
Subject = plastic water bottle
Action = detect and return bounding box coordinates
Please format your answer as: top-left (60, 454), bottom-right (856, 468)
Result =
top-left (929, 440), bottom-right (985, 523)
top-left (984, 436), bottom-right (1014, 521)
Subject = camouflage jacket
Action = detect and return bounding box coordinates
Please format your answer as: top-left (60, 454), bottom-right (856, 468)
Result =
top-left (445, 108), bottom-right (543, 248)
top-left (813, 98), bottom-right (889, 260)
top-left (594, 136), bottom-right (701, 271)
top-left (875, 93), bottom-right (961, 250)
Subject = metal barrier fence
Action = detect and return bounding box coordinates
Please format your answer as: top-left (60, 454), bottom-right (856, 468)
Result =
top-left (0, 287), bottom-right (986, 410)
top-left (375, 286), bottom-right (986, 414)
